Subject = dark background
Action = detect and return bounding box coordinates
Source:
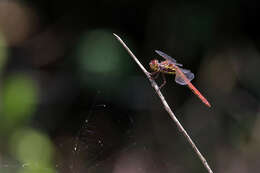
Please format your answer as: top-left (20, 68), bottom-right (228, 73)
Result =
top-left (1, 0), bottom-right (260, 173)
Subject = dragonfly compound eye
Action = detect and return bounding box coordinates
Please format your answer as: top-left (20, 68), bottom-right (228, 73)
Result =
top-left (149, 59), bottom-right (159, 72)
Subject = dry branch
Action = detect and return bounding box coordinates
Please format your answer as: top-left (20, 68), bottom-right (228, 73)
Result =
top-left (113, 33), bottom-right (213, 173)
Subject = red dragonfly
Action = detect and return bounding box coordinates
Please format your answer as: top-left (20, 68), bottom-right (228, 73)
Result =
top-left (149, 50), bottom-right (211, 107)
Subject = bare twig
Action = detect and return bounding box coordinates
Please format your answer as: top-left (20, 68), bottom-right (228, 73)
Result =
top-left (113, 33), bottom-right (213, 173)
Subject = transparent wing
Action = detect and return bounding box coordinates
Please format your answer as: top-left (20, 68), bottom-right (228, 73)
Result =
top-left (155, 50), bottom-right (183, 67)
top-left (155, 50), bottom-right (177, 62)
top-left (175, 68), bottom-right (194, 85)
top-left (179, 68), bottom-right (191, 73)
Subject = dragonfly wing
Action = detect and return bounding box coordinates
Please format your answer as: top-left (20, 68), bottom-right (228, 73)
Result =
top-left (179, 68), bottom-right (191, 73)
top-left (175, 68), bottom-right (194, 85)
top-left (175, 62), bottom-right (183, 67)
top-left (155, 50), bottom-right (177, 62)
top-left (155, 50), bottom-right (183, 67)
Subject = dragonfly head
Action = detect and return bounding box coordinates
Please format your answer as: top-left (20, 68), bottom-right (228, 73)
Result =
top-left (149, 59), bottom-right (160, 72)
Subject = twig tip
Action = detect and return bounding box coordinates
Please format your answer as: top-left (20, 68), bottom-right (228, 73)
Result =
top-left (113, 33), bottom-right (119, 38)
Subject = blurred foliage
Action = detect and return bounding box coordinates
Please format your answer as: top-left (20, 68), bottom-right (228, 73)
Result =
top-left (1, 74), bottom-right (38, 133)
top-left (9, 128), bottom-right (55, 173)
top-left (0, 0), bottom-right (260, 173)
top-left (77, 30), bottom-right (125, 75)
top-left (76, 29), bottom-right (134, 91)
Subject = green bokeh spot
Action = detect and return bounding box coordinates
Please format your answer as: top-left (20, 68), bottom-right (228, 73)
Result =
top-left (9, 128), bottom-right (54, 166)
top-left (77, 30), bottom-right (126, 75)
top-left (75, 30), bottom-right (135, 90)
top-left (2, 74), bottom-right (38, 130)
top-left (18, 163), bottom-right (55, 173)
top-left (0, 31), bottom-right (7, 71)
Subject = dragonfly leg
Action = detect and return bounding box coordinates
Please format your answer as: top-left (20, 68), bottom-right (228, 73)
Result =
top-left (159, 73), bottom-right (167, 89)
top-left (154, 72), bottom-right (160, 79)
top-left (149, 71), bottom-right (160, 79)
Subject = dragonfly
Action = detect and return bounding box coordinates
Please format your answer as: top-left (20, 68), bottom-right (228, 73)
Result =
top-left (149, 50), bottom-right (211, 107)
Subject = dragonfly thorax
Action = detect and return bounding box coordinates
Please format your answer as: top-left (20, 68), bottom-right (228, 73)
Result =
top-left (159, 61), bottom-right (176, 74)
top-left (150, 59), bottom-right (177, 74)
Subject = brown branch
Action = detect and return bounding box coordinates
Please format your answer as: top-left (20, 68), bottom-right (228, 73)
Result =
top-left (113, 33), bottom-right (213, 173)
